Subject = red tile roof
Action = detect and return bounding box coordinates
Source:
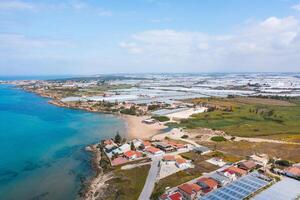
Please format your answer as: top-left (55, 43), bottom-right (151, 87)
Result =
top-left (197, 177), bottom-right (218, 189)
top-left (168, 192), bottom-right (182, 200)
top-left (143, 141), bottom-right (151, 147)
top-left (146, 146), bottom-right (162, 154)
top-left (178, 183), bottom-right (201, 195)
top-left (167, 141), bottom-right (186, 149)
top-left (163, 155), bottom-right (175, 161)
top-left (285, 166), bottom-right (300, 176)
top-left (239, 160), bottom-right (257, 170)
top-left (224, 166), bottom-right (247, 176)
top-left (176, 157), bottom-right (187, 164)
top-left (124, 150), bottom-right (142, 158)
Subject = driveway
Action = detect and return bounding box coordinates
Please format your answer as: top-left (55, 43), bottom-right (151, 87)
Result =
top-left (138, 156), bottom-right (162, 200)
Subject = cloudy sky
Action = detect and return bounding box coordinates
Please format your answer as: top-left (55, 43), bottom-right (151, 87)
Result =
top-left (1, 0), bottom-right (300, 75)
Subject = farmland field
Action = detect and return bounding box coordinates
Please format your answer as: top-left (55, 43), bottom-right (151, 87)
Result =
top-left (180, 97), bottom-right (300, 138)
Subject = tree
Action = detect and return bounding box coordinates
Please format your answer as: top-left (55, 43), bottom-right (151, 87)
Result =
top-left (114, 132), bottom-right (122, 144)
top-left (130, 141), bottom-right (136, 151)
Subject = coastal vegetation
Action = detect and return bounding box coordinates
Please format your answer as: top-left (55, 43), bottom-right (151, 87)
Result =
top-left (200, 141), bottom-right (300, 162)
top-left (151, 115), bottom-right (170, 122)
top-left (178, 97), bottom-right (300, 138)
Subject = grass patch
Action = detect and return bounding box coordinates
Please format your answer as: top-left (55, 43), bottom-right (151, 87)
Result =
top-left (200, 141), bottom-right (300, 162)
top-left (211, 136), bottom-right (227, 142)
top-left (105, 165), bottom-right (150, 200)
top-left (151, 170), bottom-right (201, 200)
top-left (179, 97), bottom-right (300, 138)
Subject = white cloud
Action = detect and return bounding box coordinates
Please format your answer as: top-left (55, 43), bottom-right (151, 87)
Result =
top-left (0, 0), bottom-right (35, 11)
top-left (0, 33), bottom-right (69, 49)
top-left (292, 3), bottom-right (300, 11)
top-left (120, 16), bottom-right (300, 72)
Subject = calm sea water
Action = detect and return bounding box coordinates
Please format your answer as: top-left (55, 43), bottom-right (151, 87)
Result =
top-left (0, 84), bottom-right (125, 200)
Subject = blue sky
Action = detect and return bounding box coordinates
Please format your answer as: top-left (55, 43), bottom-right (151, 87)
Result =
top-left (1, 0), bottom-right (300, 75)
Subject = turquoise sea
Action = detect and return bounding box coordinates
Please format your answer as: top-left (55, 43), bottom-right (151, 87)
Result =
top-left (0, 84), bottom-right (126, 200)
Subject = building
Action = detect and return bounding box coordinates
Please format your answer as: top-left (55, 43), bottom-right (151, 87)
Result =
top-left (201, 172), bottom-right (271, 200)
top-left (131, 139), bottom-right (143, 149)
top-left (163, 155), bottom-right (176, 163)
top-left (238, 160), bottom-right (257, 171)
top-left (145, 146), bottom-right (164, 155)
top-left (196, 178), bottom-right (218, 193)
top-left (284, 166), bottom-right (300, 178)
top-left (175, 157), bottom-right (191, 169)
top-left (193, 146), bottom-right (211, 155)
top-left (222, 170), bottom-right (237, 182)
top-left (123, 150), bottom-right (142, 160)
top-left (209, 172), bottom-right (231, 186)
top-left (250, 154), bottom-right (269, 167)
top-left (112, 143), bottom-right (131, 155)
top-left (152, 142), bottom-right (176, 152)
top-left (160, 192), bottom-right (183, 200)
top-left (223, 166), bottom-right (247, 177)
top-left (178, 183), bottom-right (202, 200)
top-left (104, 144), bottom-right (118, 153)
top-left (142, 140), bottom-right (152, 148)
top-left (167, 141), bottom-right (187, 149)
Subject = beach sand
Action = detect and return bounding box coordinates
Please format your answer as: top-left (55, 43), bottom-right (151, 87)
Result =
top-left (121, 115), bottom-right (167, 139)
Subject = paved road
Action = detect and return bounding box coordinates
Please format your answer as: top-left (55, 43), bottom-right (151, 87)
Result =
top-left (138, 156), bottom-right (162, 200)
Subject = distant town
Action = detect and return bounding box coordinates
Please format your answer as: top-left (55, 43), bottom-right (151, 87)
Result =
top-left (2, 73), bottom-right (300, 200)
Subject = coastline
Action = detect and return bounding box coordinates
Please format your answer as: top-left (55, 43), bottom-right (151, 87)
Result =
top-left (11, 86), bottom-right (167, 199)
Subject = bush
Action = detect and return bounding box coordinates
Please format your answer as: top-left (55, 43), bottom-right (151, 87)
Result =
top-left (275, 159), bottom-right (291, 167)
top-left (211, 136), bottom-right (227, 142)
top-left (120, 106), bottom-right (137, 115)
top-left (151, 115), bottom-right (170, 122)
top-left (147, 104), bottom-right (160, 111)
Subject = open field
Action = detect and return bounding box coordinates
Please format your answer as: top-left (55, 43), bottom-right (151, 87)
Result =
top-left (200, 141), bottom-right (300, 162)
top-left (151, 170), bottom-right (202, 200)
top-left (103, 165), bottom-right (150, 200)
top-left (181, 151), bottom-right (243, 164)
top-left (180, 97), bottom-right (300, 138)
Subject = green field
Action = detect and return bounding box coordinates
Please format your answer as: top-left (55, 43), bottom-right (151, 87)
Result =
top-left (179, 97), bottom-right (300, 138)
top-left (104, 165), bottom-right (150, 200)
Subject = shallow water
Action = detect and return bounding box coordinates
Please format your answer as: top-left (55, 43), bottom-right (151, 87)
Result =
top-left (0, 84), bottom-right (125, 200)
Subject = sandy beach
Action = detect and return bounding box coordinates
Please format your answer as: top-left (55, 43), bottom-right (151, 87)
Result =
top-left (121, 115), bottom-right (167, 140)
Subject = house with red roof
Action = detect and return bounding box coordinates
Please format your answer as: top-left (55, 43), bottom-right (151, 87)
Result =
top-left (145, 146), bottom-right (164, 155)
top-left (142, 140), bottom-right (152, 148)
top-left (196, 177), bottom-right (218, 193)
top-left (175, 157), bottom-right (191, 169)
top-left (123, 150), bottom-right (142, 160)
top-left (178, 183), bottom-right (202, 200)
top-left (284, 166), bottom-right (300, 178)
top-left (159, 192), bottom-right (183, 200)
top-left (238, 160), bottom-right (257, 171)
top-left (223, 166), bottom-right (247, 177)
top-left (163, 155), bottom-right (176, 163)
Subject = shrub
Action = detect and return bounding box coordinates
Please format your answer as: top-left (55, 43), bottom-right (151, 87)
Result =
top-left (181, 135), bottom-right (189, 139)
top-left (275, 159), bottom-right (291, 167)
top-left (151, 115), bottom-right (170, 122)
top-left (211, 136), bottom-right (227, 142)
